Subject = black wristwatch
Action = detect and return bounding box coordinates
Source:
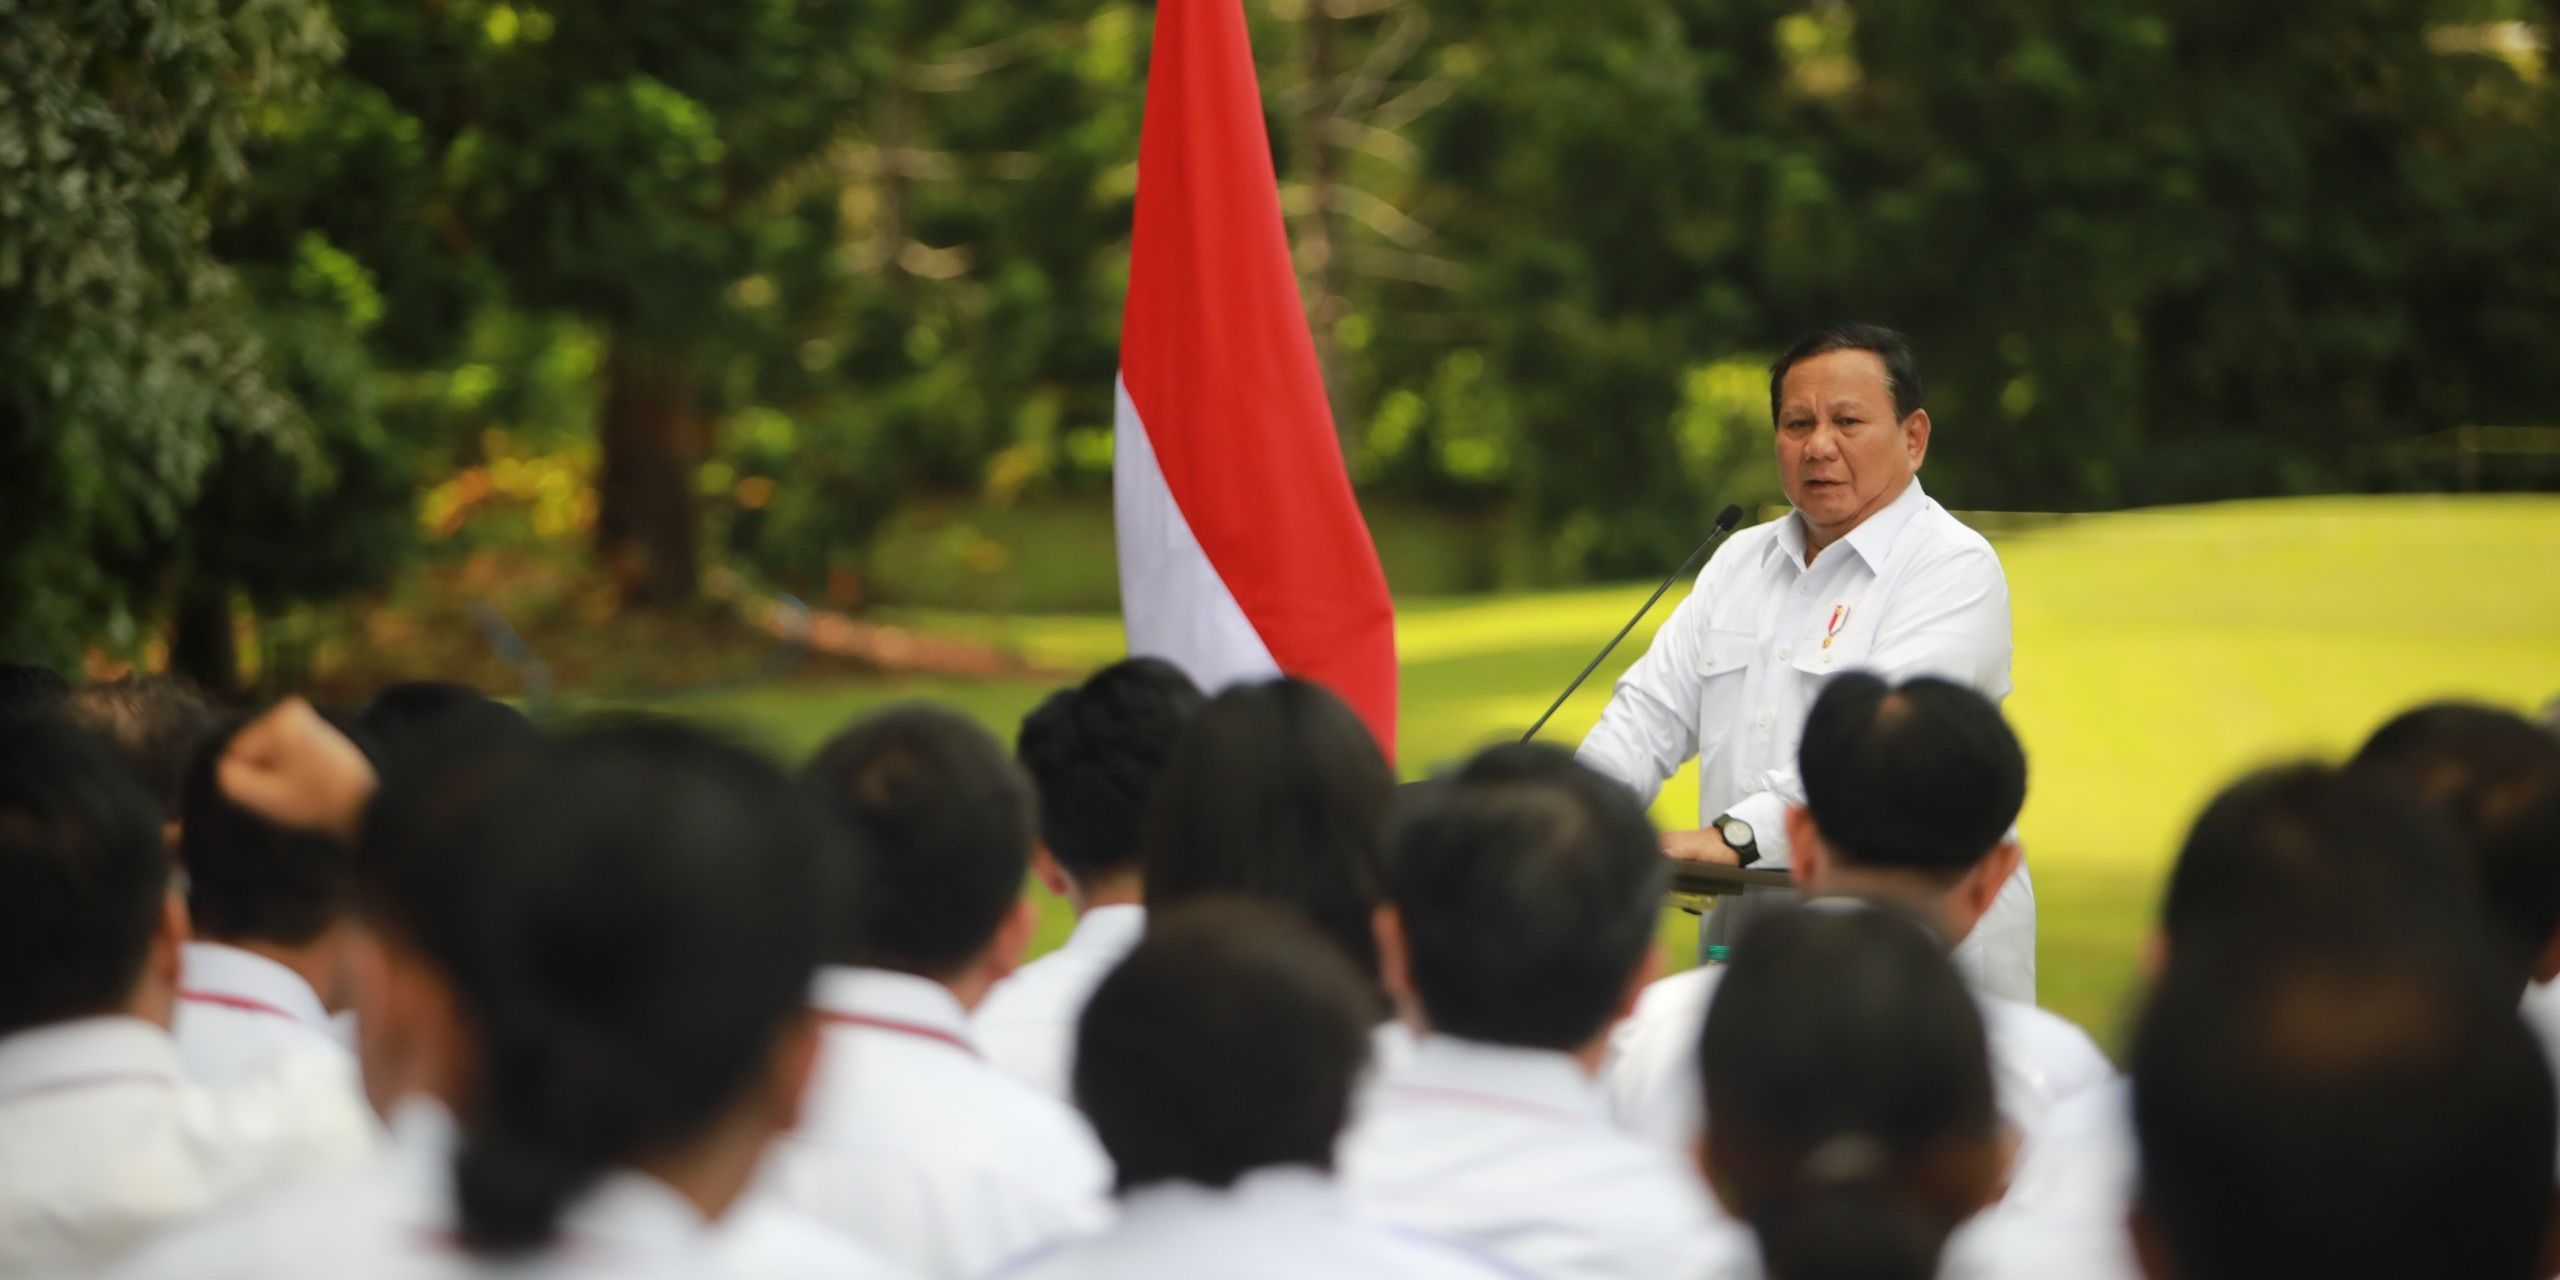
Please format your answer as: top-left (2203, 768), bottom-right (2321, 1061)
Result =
top-left (1713, 813), bottom-right (1761, 867)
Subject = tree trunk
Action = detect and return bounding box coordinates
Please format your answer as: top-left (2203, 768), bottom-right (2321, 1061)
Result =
top-left (168, 584), bottom-right (239, 698)
top-left (596, 335), bottom-right (703, 607)
top-left (1294, 0), bottom-right (1353, 449)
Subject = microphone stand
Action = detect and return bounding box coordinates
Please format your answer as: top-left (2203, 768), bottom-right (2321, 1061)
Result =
top-left (1520, 504), bottom-right (1745, 744)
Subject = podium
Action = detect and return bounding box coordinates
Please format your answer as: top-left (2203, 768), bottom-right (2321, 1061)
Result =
top-left (1663, 858), bottom-right (1793, 898)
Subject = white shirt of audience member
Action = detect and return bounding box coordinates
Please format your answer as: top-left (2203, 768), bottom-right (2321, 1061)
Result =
top-left (1341, 1033), bottom-right (1741, 1280)
top-left (985, 1166), bottom-right (1526, 1280)
top-left (761, 966), bottom-right (1112, 1278)
top-left (0, 1016), bottom-right (374, 1277)
top-left (110, 1098), bottom-right (914, 1280)
top-left (172, 941), bottom-right (355, 1087)
top-left (974, 904), bottom-right (1147, 1102)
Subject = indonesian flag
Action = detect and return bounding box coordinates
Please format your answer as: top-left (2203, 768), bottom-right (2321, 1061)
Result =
top-left (1114, 0), bottom-right (1399, 755)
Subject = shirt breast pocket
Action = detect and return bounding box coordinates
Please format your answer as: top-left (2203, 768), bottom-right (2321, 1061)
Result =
top-left (1692, 626), bottom-right (1759, 729)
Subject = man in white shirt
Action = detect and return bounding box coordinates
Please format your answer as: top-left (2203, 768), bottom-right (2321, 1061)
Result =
top-left (770, 705), bottom-right (1112, 1278)
top-left (1606, 674), bottom-right (2110, 1153)
top-left (0, 718), bottom-right (370, 1276)
top-left (993, 900), bottom-right (1522, 1280)
top-left (1343, 744), bottom-right (1732, 1280)
top-left (976, 658), bottom-right (1203, 1100)
top-left (1576, 323), bottom-right (2033, 1000)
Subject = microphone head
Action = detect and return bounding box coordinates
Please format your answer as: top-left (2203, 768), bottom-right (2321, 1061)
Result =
top-left (1715, 503), bottom-right (1744, 531)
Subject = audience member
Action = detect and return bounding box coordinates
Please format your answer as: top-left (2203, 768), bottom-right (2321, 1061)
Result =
top-left (0, 661), bottom-right (70, 719)
top-left (61, 675), bottom-right (219, 839)
top-left (990, 900), bottom-right (1518, 1279)
top-left (977, 658), bottom-right (1202, 1099)
top-left (1606, 675), bottom-right (2110, 1152)
top-left (0, 718), bottom-right (370, 1275)
top-left (1697, 902), bottom-right (2005, 1280)
top-left (1341, 743), bottom-right (1726, 1280)
top-left (770, 704), bottom-right (1110, 1278)
top-left (2349, 702), bottom-right (2560, 987)
top-left (352, 680), bottom-right (535, 784)
top-left (2130, 928), bottom-right (2551, 1280)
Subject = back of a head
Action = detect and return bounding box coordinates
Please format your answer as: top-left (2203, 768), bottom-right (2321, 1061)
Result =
top-left (179, 719), bottom-right (352, 947)
top-left (1016, 658), bottom-right (1204, 888)
top-left (0, 719), bottom-right (170, 1038)
top-left (805, 703), bottom-right (1034, 975)
top-left (1074, 899), bottom-right (1374, 1194)
top-left (1386, 742), bottom-right (1665, 1050)
top-left (1701, 903), bottom-right (1999, 1280)
top-left (2132, 928), bottom-right (2552, 1280)
top-left (60, 676), bottom-right (219, 822)
top-left (355, 681), bottom-right (535, 785)
top-left (0, 662), bottom-right (71, 720)
top-left (430, 719), bottom-right (839, 1254)
top-left (2160, 762), bottom-right (2483, 959)
top-left (1798, 673), bottom-right (2025, 879)
top-left (1139, 678), bottom-right (1395, 986)
top-left (2349, 702), bottom-right (2560, 978)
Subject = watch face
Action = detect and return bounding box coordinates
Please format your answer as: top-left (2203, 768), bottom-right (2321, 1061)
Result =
top-left (1718, 816), bottom-right (1753, 846)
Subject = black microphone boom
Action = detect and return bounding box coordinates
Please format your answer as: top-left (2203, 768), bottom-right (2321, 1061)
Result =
top-left (1520, 503), bottom-right (1746, 744)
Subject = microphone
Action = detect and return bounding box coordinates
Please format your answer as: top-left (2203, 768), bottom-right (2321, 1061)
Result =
top-left (1520, 503), bottom-right (1746, 744)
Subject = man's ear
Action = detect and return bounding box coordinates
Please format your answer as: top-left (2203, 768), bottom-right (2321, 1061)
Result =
top-left (1904, 407), bottom-right (1932, 470)
top-left (1373, 905), bottom-right (1416, 1010)
top-left (1616, 944), bottom-right (1664, 1024)
top-left (131, 888), bottom-right (190, 1028)
top-left (2128, 1198), bottom-right (2178, 1280)
top-left (1785, 805), bottom-right (1825, 892)
top-left (764, 1010), bottom-right (823, 1134)
top-left (1029, 844), bottom-right (1075, 903)
top-left (986, 895), bottom-right (1038, 982)
top-left (2140, 929), bottom-right (2170, 983)
top-left (1947, 840), bottom-right (2023, 944)
top-left (2533, 931), bottom-right (2560, 986)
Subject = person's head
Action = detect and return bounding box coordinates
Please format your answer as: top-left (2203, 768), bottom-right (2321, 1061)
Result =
top-left (1379, 743), bottom-right (1665, 1054)
top-left (0, 662), bottom-right (70, 719)
top-left (60, 675), bottom-right (219, 830)
top-left (2153, 762), bottom-right (2481, 976)
top-left (179, 719), bottom-right (356, 958)
top-left (1788, 673), bottom-right (2027, 947)
top-left (355, 681), bottom-right (534, 785)
top-left (0, 718), bottom-right (185, 1038)
top-left (2130, 926), bottom-right (2553, 1280)
top-left (425, 720), bottom-right (837, 1254)
top-left (1140, 677), bottom-right (1396, 994)
top-left (1768, 324), bottom-right (1929, 552)
top-left (2349, 702), bottom-right (2560, 983)
top-left (1016, 658), bottom-right (1204, 906)
top-left (1075, 899), bottom-right (1375, 1194)
top-left (1700, 902), bottom-right (2003, 1280)
top-left (804, 704), bottom-right (1037, 994)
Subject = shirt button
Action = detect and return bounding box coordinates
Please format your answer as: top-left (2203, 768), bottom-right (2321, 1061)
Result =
top-left (1756, 712), bottom-right (1772, 728)
top-left (1779, 645), bottom-right (1792, 660)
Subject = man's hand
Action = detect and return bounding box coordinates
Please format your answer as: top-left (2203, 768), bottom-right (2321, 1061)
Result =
top-left (1661, 827), bottom-right (1741, 867)
top-left (219, 698), bottom-right (378, 842)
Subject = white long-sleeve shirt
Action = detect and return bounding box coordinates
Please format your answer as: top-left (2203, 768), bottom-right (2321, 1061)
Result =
top-left (172, 942), bottom-right (355, 1089)
top-left (973, 905), bottom-right (1146, 1103)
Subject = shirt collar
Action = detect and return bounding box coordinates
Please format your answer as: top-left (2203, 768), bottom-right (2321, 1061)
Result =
top-left (1386, 1034), bottom-right (1607, 1123)
top-left (812, 966), bottom-right (977, 1051)
top-left (0, 1016), bottom-right (182, 1104)
top-left (1770, 476), bottom-right (1933, 572)
top-left (1065, 904), bottom-right (1147, 957)
top-left (180, 941), bottom-right (331, 1028)
top-left (1117, 1165), bottom-right (1342, 1222)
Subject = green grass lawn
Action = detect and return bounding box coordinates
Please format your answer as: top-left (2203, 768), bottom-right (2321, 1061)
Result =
top-left (632, 494), bottom-right (2560, 1056)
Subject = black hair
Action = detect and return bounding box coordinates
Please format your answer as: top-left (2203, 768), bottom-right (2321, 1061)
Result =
top-left (426, 719), bottom-right (837, 1254)
top-left (2348, 702), bottom-right (2560, 978)
top-left (1700, 902), bottom-right (1999, 1280)
top-left (1768, 323), bottom-right (1924, 426)
top-left (1074, 898), bottom-right (1374, 1193)
top-left (60, 676), bottom-right (219, 821)
top-left (2158, 762), bottom-right (2485, 960)
top-left (2132, 925), bottom-right (2552, 1280)
top-left (355, 681), bottom-right (534, 783)
top-left (1139, 678), bottom-right (1396, 993)
top-left (1798, 673), bottom-right (2026, 880)
top-left (178, 718), bottom-right (353, 946)
top-left (352, 707), bottom-right (548, 944)
top-left (805, 703), bottom-right (1035, 975)
top-left (0, 718), bottom-right (172, 1037)
top-left (1016, 658), bottom-right (1205, 887)
top-left (0, 662), bottom-right (70, 719)
top-left (1384, 743), bottom-right (1665, 1049)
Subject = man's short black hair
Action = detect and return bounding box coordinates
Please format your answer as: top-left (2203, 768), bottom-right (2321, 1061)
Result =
top-left (805, 703), bottom-right (1034, 976)
top-left (1385, 743), bottom-right (1666, 1050)
top-left (1769, 323), bottom-right (1924, 425)
top-left (355, 681), bottom-right (534, 784)
top-left (0, 718), bottom-right (171, 1037)
top-left (2349, 702), bottom-right (2560, 978)
top-left (0, 663), bottom-right (70, 719)
top-left (2133, 927), bottom-right (2552, 1280)
top-left (179, 719), bottom-right (354, 947)
top-left (1016, 658), bottom-right (1203, 887)
top-left (1798, 673), bottom-right (2025, 880)
top-left (1075, 899), bottom-right (1374, 1193)
top-left (60, 676), bottom-right (219, 821)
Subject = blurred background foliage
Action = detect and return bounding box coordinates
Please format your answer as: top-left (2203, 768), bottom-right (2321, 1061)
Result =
top-left (7, 0), bottom-right (2560, 690)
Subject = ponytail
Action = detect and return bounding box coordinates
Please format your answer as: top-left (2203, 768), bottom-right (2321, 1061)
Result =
top-left (1753, 1136), bottom-right (1940, 1280)
top-left (453, 1007), bottom-right (676, 1253)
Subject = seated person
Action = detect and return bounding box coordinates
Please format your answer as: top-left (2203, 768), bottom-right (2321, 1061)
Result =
top-left (770, 705), bottom-right (1110, 1278)
top-left (1341, 743), bottom-right (1727, 1280)
top-left (115, 717), bottom-right (905, 1279)
top-left (990, 900), bottom-right (1518, 1280)
top-left (0, 718), bottom-right (369, 1275)
top-left (977, 658), bottom-right (1203, 1100)
top-left (1696, 902), bottom-right (2007, 1280)
top-left (1606, 675), bottom-right (2110, 1150)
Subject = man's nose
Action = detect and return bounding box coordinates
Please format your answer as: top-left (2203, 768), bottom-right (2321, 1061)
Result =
top-left (1802, 422), bottom-right (1842, 460)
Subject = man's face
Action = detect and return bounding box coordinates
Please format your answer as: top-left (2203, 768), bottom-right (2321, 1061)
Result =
top-left (1774, 349), bottom-right (1929, 548)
